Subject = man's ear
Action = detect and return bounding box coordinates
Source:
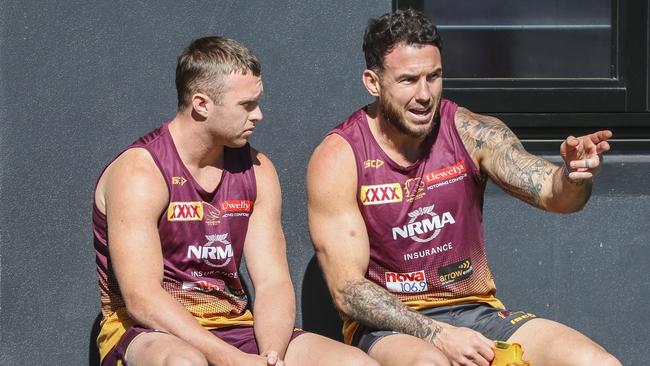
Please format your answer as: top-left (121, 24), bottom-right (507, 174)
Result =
top-left (362, 69), bottom-right (381, 97)
top-left (191, 93), bottom-right (211, 119)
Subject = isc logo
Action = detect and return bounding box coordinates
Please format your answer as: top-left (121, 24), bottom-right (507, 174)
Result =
top-left (360, 183), bottom-right (403, 205)
top-left (167, 202), bottom-right (204, 221)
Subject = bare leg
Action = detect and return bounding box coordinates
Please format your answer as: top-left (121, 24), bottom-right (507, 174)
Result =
top-left (284, 332), bottom-right (378, 366)
top-left (367, 334), bottom-right (450, 366)
top-left (125, 332), bottom-right (208, 366)
top-left (507, 318), bottom-right (621, 366)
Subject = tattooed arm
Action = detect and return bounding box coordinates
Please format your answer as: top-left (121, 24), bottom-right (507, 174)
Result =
top-left (307, 133), bottom-right (494, 363)
top-left (455, 107), bottom-right (611, 213)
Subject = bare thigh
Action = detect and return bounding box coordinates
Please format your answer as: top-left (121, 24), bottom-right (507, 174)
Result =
top-left (125, 331), bottom-right (207, 366)
top-left (368, 334), bottom-right (450, 366)
top-left (284, 332), bottom-right (377, 366)
top-left (507, 318), bottom-right (621, 366)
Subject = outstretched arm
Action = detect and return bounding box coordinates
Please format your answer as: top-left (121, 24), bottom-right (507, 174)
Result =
top-left (244, 149), bottom-right (294, 365)
top-left (455, 107), bottom-right (611, 212)
top-left (307, 134), bottom-right (493, 365)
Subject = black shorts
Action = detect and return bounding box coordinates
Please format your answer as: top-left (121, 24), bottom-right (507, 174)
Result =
top-left (352, 303), bottom-right (537, 353)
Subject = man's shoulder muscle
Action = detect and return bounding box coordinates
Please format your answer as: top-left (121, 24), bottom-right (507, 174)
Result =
top-left (309, 134), bottom-right (356, 179)
top-left (97, 147), bottom-right (168, 216)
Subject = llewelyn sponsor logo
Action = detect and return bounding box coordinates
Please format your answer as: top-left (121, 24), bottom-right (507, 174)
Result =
top-left (424, 161), bottom-right (467, 186)
top-left (360, 183), bottom-right (403, 205)
top-left (221, 200), bottom-right (253, 213)
top-left (385, 270), bottom-right (428, 293)
top-left (392, 204), bottom-right (455, 242)
top-left (187, 233), bottom-right (233, 268)
top-left (168, 201), bottom-right (203, 221)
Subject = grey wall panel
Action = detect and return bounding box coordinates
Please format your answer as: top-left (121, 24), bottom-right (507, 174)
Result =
top-left (484, 159), bottom-right (650, 365)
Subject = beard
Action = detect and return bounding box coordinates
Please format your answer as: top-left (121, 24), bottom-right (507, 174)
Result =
top-left (379, 92), bottom-right (439, 139)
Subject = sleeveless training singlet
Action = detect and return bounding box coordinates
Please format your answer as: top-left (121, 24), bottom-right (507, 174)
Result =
top-left (330, 99), bottom-right (504, 344)
top-left (93, 122), bottom-right (256, 359)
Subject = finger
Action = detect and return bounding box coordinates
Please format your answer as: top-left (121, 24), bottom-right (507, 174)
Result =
top-left (568, 171), bottom-right (593, 180)
top-left (570, 155), bottom-right (600, 170)
top-left (596, 141), bottom-right (610, 155)
top-left (476, 343), bottom-right (495, 363)
top-left (589, 130), bottom-right (613, 144)
top-left (564, 136), bottom-right (580, 152)
top-left (471, 353), bottom-right (491, 366)
top-left (266, 351), bottom-right (278, 365)
top-left (473, 338), bottom-right (494, 363)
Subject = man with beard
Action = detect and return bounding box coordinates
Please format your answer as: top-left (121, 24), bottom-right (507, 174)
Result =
top-left (307, 9), bottom-right (620, 366)
top-left (94, 36), bottom-right (377, 366)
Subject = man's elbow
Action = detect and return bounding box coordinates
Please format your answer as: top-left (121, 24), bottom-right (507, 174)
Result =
top-left (122, 290), bottom-right (157, 324)
top-left (545, 196), bottom-right (590, 213)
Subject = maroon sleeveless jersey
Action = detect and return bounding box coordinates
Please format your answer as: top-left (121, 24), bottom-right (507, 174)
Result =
top-left (331, 100), bottom-right (503, 341)
top-left (93, 122), bottom-right (255, 357)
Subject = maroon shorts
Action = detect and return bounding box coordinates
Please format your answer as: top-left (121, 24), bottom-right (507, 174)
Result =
top-left (101, 325), bottom-right (305, 366)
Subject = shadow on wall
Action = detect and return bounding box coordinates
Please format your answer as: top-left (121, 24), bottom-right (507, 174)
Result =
top-left (89, 313), bottom-right (101, 366)
top-left (301, 256), bottom-right (344, 341)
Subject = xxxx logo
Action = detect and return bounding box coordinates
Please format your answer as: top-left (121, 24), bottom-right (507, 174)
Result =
top-left (360, 183), bottom-right (402, 205)
top-left (167, 201), bottom-right (203, 221)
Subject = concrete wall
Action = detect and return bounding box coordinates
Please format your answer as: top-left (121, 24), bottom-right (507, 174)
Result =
top-left (1, 1), bottom-right (647, 365)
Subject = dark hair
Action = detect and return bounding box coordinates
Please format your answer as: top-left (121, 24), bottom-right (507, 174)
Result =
top-left (176, 36), bottom-right (261, 110)
top-left (363, 9), bottom-right (442, 71)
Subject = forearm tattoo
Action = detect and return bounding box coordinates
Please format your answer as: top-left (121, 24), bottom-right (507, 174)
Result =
top-left (456, 110), bottom-right (555, 208)
top-left (339, 279), bottom-right (443, 342)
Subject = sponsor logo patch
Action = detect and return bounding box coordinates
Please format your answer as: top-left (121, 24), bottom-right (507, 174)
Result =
top-left (424, 161), bottom-right (467, 186)
top-left (187, 234), bottom-right (233, 268)
top-left (385, 270), bottom-right (428, 293)
top-left (167, 201), bottom-right (203, 221)
top-left (364, 159), bottom-right (384, 169)
top-left (392, 204), bottom-right (455, 242)
top-left (360, 183), bottom-right (403, 205)
top-left (172, 176), bottom-right (188, 185)
top-left (203, 202), bottom-right (221, 225)
top-left (182, 280), bottom-right (221, 292)
top-left (438, 258), bottom-right (473, 286)
top-left (221, 200), bottom-right (253, 213)
top-left (404, 177), bottom-right (426, 202)
top-left (497, 310), bottom-right (537, 324)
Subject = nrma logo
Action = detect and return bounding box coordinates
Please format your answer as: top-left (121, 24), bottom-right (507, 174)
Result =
top-left (392, 204), bottom-right (455, 243)
top-left (187, 234), bottom-right (233, 268)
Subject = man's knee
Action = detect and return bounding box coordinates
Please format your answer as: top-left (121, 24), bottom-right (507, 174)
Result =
top-left (408, 349), bottom-right (451, 366)
top-left (161, 349), bottom-right (208, 366)
top-left (350, 354), bottom-right (381, 366)
top-left (573, 348), bottom-right (621, 366)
